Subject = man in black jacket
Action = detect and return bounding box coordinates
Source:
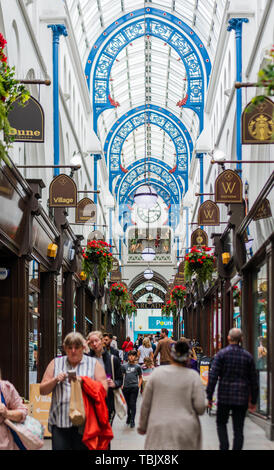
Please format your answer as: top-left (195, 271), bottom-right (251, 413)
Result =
top-left (103, 333), bottom-right (120, 360)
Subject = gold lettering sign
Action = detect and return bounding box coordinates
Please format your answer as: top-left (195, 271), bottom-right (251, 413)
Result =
top-left (110, 257), bottom-right (121, 281)
top-left (191, 228), bottom-right (208, 247)
top-left (7, 96), bottom-right (44, 142)
top-left (75, 198), bottom-right (96, 224)
top-left (253, 198), bottom-right (272, 221)
top-left (242, 97), bottom-right (274, 145)
top-left (215, 170), bottom-right (242, 203)
top-left (49, 174), bottom-right (77, 208)
top-left (198, 200), bottom-right (220, 226)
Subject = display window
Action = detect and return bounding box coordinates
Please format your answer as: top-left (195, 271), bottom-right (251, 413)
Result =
top-left (253, 261), bottom-right (268, 416)
top-left (57, 270), bottom-right (64, 356)
top-left (232, 282), bottom-right (241, 329)
top-left (29, 260), bottom-right (40, 385)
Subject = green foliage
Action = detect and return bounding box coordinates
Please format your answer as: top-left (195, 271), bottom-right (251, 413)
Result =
top-left (82, 240), bottom-right (113, 285)
top-left (184, 246), bottom-right (215, 284)
top-left (245, 47), bottom-right (274, 112)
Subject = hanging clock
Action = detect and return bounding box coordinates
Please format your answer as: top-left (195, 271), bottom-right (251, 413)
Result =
top-left (137, 203), bottom-right (161, 223)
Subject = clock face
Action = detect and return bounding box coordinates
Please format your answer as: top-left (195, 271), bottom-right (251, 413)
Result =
top-left (137, 203), bottom-right (161, 223)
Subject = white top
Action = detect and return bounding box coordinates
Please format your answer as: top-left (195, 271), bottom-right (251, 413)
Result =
top-left (138, 345), bottom-right (153, 364)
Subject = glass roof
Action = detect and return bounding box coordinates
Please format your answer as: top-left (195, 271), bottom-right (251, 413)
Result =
top-left (65, 0), bottom-right (226, 175)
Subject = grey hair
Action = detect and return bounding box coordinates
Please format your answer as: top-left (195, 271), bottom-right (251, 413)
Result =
top-left (228, 328), bottom-right (243, 343)
top-left (63, 332), bottom-right (85, 348)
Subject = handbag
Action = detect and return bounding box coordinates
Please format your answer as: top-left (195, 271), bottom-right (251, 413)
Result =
top-left (111, 355), bottom-right (127, 420)
top-left (69, 378), bottom-right (86, 427)
top-left (1, 388), bottom-right (44, 450)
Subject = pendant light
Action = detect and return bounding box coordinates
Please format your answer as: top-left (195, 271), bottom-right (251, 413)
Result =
top-left (144, 268), bottom-right (154, 280)
top-left (145, 283), bottom-right (154, 291)
top-left (142, 247), bottom-right (156, 262)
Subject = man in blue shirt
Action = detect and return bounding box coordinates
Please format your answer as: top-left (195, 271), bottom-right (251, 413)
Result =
top-left (206, 328), bottom-right (258, 450)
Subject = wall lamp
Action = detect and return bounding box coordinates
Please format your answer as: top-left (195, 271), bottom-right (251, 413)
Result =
top-left (47, 243), bottom-right (58, 258)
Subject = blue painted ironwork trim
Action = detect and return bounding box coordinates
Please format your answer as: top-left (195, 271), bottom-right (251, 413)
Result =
top-left (48, 24), bottom-right (68, 177)
top-left (227, 18), bottom-right (249, 174)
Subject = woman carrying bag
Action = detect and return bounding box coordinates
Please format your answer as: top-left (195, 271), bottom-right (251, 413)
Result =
top-left (122, 336), bottom-right (133, 362)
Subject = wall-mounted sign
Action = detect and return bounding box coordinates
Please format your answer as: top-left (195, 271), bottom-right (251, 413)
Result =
top-left (215, 169), bottom-right (242, 204)
top-left (191, 228), bottom-right (208, 247)
top-left (0, 268), bottom-right (9, 280)
top-left (242, 97), bottom-right (274, 145)
top-left (49, 174), bottom-right (77, 208)
top-left (253, 198), bottom-right (272, 221)
top-left (7, 96), bottom-right (44, 142)
top-left (87, 230), bottom-right (105, 241)
top-left (148, 317), bottom-right (173, 329)
top-left (137, 302), bottom-right (163, 309)
top-left (198, 200), bottom-right (220, 226)
top-left (110, 257), bottom-right (121, 281)
top-left (75, 198), bottom-right (96, 224)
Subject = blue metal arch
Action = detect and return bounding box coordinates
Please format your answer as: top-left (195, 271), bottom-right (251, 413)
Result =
top-left (85, 9), bottom-right (211, 132)
top-left (115, 158), bottom-right (184, 203)
top-left (105, 105), bottom-right (193, 193)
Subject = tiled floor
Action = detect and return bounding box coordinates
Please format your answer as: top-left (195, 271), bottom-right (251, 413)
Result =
top-left (42, 395), bottom-right (274, 450)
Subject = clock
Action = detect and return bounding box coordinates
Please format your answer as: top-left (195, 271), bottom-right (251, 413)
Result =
top-left (137, 203), bottom-right (161, 223)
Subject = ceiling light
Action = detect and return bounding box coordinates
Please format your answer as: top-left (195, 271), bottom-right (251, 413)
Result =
top-left (145, 283), bottom-right (154, 291)
top-left (142, 247), bottom-right (156, 262)
top-left (144, 269), bottom-right (154, 280)
top-left (134, 184), bottom-right (158, 209)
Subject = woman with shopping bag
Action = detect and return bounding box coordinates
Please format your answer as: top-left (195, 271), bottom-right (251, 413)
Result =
top-left (40, 332), bottom-right (108, 450)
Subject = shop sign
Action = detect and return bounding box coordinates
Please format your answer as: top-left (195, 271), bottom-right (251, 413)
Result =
top-left (110, 256), bottom-right (121, 281)
top-left (198, 200), bottom-right (220, 226)
top-left (7, 96), bottom-right (44, 142)
top-left (75, 198), bottom-right (96, 224)
top-left (191, 227), bottom-right (208, 247)
top-left (253, 198), bottom-right (272, 221)
top-left (87, 230), bottom-right (105, 241)
top-left (148, 317), bottom-right (173, 329)
top-left (215, 169), bottom-right (242, 204)
top-left (0, 268), bottom-right (9, 280)
top-left (49, 174), bottom-right (77, 208)
top-left (242, 97), bottom-right (274, 145)
top-left (137, 302), bottom-right (163, 309)
top-left (29, 384), bottom-right (51, 437)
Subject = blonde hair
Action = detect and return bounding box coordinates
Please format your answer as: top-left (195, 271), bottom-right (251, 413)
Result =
top-left (87, 330), bottom-right (103, 341)
top-left (142, 337), bottom-right (151, 348)
top-left (63, 332), bottom-right (85, 348)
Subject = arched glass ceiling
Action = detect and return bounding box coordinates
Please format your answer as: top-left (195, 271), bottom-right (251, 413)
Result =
top-left (65, 0), bottom-right (227, 66)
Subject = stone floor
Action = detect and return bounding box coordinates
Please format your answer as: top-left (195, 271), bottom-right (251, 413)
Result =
top-left (42, 394), bottom-right (274, 451)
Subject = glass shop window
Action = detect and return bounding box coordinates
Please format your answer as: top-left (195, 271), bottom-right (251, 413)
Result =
top-left (253, 261), bottom-right (268, 416)
top-left (232, 282), bottom-right (241, 329)
top-left (57, 270), bottom-right (64, 356)
top-left (29, 260), bottom-right (40, 385)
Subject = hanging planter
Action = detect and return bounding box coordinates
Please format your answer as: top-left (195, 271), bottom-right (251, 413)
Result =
top-left (124, 300), bottom-right (137, 318)
top-left (170, 285), bottom-right (187, 310)
top-left (184, 245), bottom-right (215, 283)
top-left (161, 299), bottom-right (177, 318)
top-left (232, 285), bottom-right (241, 307)
top-left (110, 282), bottom-right (129, 314)
top-left (82, 240), bottom-right (113, 285)
top-left (0, 33), bottom-right (30, 166)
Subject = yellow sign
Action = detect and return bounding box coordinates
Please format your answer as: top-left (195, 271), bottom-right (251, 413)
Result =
top-left (29, 383), bottom-right (52, 437)
top-left (200, 365), bottom-right (209, 386)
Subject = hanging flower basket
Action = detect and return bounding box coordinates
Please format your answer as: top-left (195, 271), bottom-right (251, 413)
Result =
top-left (170, 285), bottom-right (187, 310)
top-left (161, 299), bottom-right (177, 317)
top-left (110, 282), bottom-right (129, 314)
top-left (0, 33), bottom-right (30, 166)
top-left (124, 300), bottom-right (137, 318)
top-left (232, 285), bottom-right (241, 307)
top-left (82, 240), bottom-right (113, 285)
top-left (184, 245), bottom-right (215, 283)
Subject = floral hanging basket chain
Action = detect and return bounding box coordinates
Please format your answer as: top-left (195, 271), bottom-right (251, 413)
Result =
top-left (184, 245), bottom-right (215, 283)
top-left (170, 285), bottom-right (187, 311)
top-left (0, 34), bottom-right (30, 165)
top-left (82, 240), bottom-right (113, 285)
top-left (109, 282), bottom-right (136, 318)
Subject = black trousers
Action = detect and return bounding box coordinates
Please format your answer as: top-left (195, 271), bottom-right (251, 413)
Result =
top-left (51, 425), bottom-right (89, 450)
top-left (216, 404), bottom-right (248, 450)
top-left (123, 387), bottom-right (139, 422)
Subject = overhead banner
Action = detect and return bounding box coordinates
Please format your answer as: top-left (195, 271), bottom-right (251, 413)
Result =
top-left (191, 227), bottom-right (208, 247)
top-left (253, 198), bottom-right (272, 221)
top-left (198, 200), bottom-right (220, 226)
top-left (215, 169), bottom-right (242, 204)
top-left (75, 198), bottom-right (96, 224)
top-left (7, 95), bottom-right (44, 142)
top-left (49, 174), bottom-right (77, 208)
top-left (242, 97), bottom-right (274, 145)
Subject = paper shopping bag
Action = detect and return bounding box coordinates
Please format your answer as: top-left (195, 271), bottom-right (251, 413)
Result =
top-left (69, 379), bottom-right (86, 427)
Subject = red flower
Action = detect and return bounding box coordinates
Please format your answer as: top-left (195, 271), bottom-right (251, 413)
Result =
top-left (0, 34), bottom-right (7, 49)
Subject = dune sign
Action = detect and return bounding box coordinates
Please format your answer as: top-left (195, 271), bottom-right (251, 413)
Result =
top-left (7, 96), bottom-right (44, 142)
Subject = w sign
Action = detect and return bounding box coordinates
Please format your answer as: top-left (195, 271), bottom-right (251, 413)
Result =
top-left (215, 170), bottom-right (242, 203)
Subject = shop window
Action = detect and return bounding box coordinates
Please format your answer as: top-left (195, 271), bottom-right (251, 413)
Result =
top-left (73, 286), bottom-right (78, 332)
top-left (253, 261), bottom-right (268, 416)
top-left (57, 270), bottom-right (64, 356)
top-left (232, 282), bottom-right (241, 329)
top-left (29, 260), bottom-right (40, 385)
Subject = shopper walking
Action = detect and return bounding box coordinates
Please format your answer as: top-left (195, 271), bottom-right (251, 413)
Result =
top-left (103, 333), bottom-right (120, 359)
top-left (0, 370), bottom-right (28, 450)
top-left (40, 332), bottom-right (107, 450)
top-left (138, 341), bottom-right (207, 449)
top-left (110, 335), bottom-right (118, 350)
top-left (153, 328), bottom-right (175, 365)
top-left (137, 337), bottom-right (154, 365)
top-left (87, 330), bottom-right (123, 425)
top-left (121, 336), bottom-right (134, 362)
top-left (122, 350), bottom-right (143, 428)
top-left (206, 328), bottom-right (259, 451)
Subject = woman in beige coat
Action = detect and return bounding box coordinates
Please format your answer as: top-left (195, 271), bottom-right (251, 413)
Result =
top-left (137, 340), bottom-right (207, 450)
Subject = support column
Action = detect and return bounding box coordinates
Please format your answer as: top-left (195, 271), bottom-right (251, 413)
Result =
top-left (48, 24), bottom-right (68, 177)
top-left (227, 18), bottom-right (249, 174)
top-left (93, 154), bottom-right (102, 204)
top-left (39, 271), bottom-right (57, 383)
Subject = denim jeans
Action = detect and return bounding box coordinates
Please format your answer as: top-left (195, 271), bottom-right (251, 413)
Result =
top-left (216, 404), bottom-right (248, 450)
